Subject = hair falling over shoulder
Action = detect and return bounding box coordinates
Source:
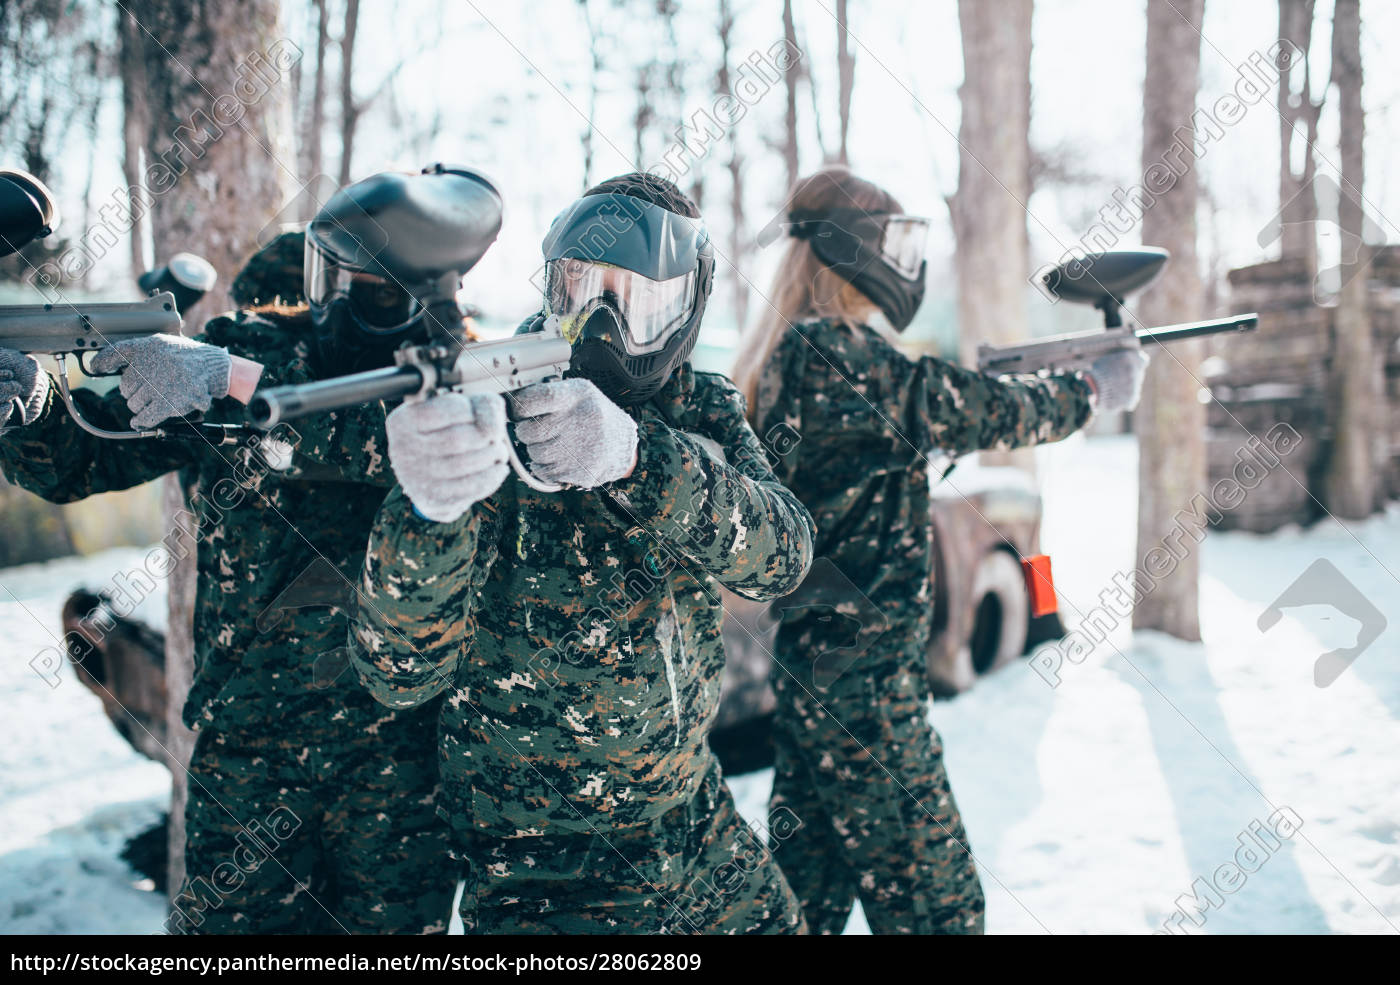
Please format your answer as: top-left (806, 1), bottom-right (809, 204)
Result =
top-left (731, 166), bottom-right (900, 424)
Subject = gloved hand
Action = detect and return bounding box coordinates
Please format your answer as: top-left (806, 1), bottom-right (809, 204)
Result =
top-left (510, 378), bottom-right (638, 489)
top-left (1085, 346), bottom-right (1150, 413)
top-left (387, 391), bottom-right (510, 523)
top-left (0, 347), bottom-right (50, 429)
top-left (89, 334), bottom-right (232, 429)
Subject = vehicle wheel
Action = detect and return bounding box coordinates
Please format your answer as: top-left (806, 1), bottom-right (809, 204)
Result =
top-left (964, 550), bottom-right (1029, 678)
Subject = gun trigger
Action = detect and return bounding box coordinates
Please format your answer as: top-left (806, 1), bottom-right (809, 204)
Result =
top-left (77, 350), bottom-right (115, 378)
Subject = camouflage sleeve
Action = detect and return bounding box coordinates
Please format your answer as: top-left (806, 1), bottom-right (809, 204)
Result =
top-left (811, 344), bottom-right (1094, 456)
top-left (348, 486), bottom-right (502, 708)
top-left (0, 379), bottom-right (192, 502)
top-left (604, 377), bottom-right (814, 602)
top-left (901, 358), bottom-right (1093, 454)
top-left (273, 402), bottom-right (395, 486)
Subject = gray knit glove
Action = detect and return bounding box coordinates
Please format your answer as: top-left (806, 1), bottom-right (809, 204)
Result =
top-left (89, 334), bottom-right (232, 429)
top-left (510, 378), bottom-right (638, 488)
top-left (387, 392), bottom-right (510, 523)
top-left (1085, 346), bottom-right (1150, 414)
top-left (0, 348), bottom-right (50, 429)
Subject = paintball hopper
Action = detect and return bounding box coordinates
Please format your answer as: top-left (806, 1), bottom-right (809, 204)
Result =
top-left (308, 163), bottom-right (503, 295)
top-left (139, 253), bottom-right (217, 314)
top-left (0, 168), bottom-right (59, 258)
top-left (1041, 248), bottom-right (1168, 327)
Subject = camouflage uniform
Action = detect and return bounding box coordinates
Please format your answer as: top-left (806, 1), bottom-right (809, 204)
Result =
top-left (0, 306), bottom-right (456, 934)
top-left (753, 318), bottom-right (1094, 934)
top-left (229, 231), bottom-right (306, 309)
top-left (349, 362), bottom-right (815, 934)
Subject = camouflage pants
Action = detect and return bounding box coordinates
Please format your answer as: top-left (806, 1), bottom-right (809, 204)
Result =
top-left (170, 693), bottom-right (455, 934)
top-left (769, 566), bottom-right (986, 935)
top-left (453, 765), bottom-right (807, 935)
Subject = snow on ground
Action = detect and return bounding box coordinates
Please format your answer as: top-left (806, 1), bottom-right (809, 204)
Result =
top-left (731, 433), bottom-right (1400, 935)
top-left (3, 435), bottom-right (1399, 933)
top-left (0, 548), bottom-right (170, 934)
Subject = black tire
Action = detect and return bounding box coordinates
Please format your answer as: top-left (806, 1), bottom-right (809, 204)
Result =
top-left (964, 550), bottom-right (1030, 679)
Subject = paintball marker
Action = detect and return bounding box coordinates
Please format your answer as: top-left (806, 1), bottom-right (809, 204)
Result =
top-left (0, 168), bottom-right (245, 444)
top-left (246, 163), bottom-right (574, 493)
top-left (977, 248), bottom-right (1257, 376)
top-left (248, 321), bottom-right (574, 493)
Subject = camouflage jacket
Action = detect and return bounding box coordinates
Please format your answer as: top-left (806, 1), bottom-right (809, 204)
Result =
top-left (0, 311), bottom-right (397, 730)
top-left (349, 363), bottom-right (815, 837)
top-left (753, 317), bottom-right (1094, 591)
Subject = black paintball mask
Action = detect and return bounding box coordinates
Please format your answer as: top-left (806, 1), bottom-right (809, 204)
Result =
top-left (784, 208), bottom-right (929, 331)
top-left (0, 168), bottom-right (58, 258)
top-left (305, 163), bottom-right (503, 375)
top-left (138, 253), bottom-right (217, 314)
top-left (541, 193), bottom-right (713, 406)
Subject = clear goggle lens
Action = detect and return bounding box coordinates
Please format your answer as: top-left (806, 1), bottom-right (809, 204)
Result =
top-left (544, 259), bottom-right (695, 350)
top-left (305, 244), bottom-right (423, 333)
top-left (879, 216), bottom-right (930, 280)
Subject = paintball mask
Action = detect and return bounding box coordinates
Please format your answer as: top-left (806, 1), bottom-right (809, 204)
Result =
top-left (786, 208), bottom-right (929, 331)
top-left (541, 193), bottom-right (713, 406)
top-left (139, 253), bottom-right (217, 314)
top-left (305, 164), bottom-right (503, 371)
top-left (0, 168), bottom-right (58, 258)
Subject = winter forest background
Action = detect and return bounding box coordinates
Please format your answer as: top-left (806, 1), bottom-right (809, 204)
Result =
top-left (1, 0), bottom-right (1399, 935)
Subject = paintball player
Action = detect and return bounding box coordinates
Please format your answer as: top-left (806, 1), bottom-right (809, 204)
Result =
top-left (729, 166), bottom-right (1149, 934)
top-left (347, 173), bottom-right (814, 934)
top-left (0, 166), bottom-right (500, 933)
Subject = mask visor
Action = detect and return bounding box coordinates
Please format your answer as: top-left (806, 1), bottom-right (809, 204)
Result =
top-left (545, 259), bottom-right (696, 351)
top-left (305, 239), bottom-right (424, 333)
top-left (879, 216), bottom-right (930, 280)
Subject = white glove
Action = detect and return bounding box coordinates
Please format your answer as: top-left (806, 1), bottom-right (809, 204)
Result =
top-left (510, 378), bottom-right (638, 489)
top-left (0, 348), bottom-right (50, 428)
top-left (1085, 346), bottom-right (1150, 413)
top-left (89, 334), bottom-right (231, 429)
top-left (387, 392), bottom-right (510, 523)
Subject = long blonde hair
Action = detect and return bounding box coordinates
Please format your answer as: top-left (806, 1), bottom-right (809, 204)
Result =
top-left (731, 166), bottom-right (902, 423)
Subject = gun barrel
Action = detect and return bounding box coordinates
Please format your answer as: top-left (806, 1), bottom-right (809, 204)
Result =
top-left (247, 364), bottom-right (425, 428)
top-left (1135, 312), bottom-right (1258, 345)
top-left (0, 294), bottom-right (183, 353)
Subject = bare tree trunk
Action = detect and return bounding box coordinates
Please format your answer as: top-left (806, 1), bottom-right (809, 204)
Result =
top-left (1276, 0), bottom-right (1320, 277)
top-left (307, 0), bottom-right (329, 181)
top-left (718, 0), bottom-right (748, 332)
top-left (950, 0), bottom-right (1031, 363)
top-left (633, 61), bottom-right (654, 166)
top-left (950, 0), bottom-right (1033, 470)
top-left (338, 0), bottom-right (361, 186)
top-left (803, 20), bottom-right (829, 165)
top-left (124, 0), bottom-right (293, 902)
top-left (836, 0), bottom-right (854, 165)
top-left (780, 0), bottom-right (799, 190)
top-left (579, 0), bottom-right (601, 190)
top-left (118, 8), bottom-right (149, 278)
top-left (1323, 0), bottom-right (1378, 518)
top-left (160, 479), bottom-right (197, 900)
top-left (1133, 0), bottom-right (1206, 640)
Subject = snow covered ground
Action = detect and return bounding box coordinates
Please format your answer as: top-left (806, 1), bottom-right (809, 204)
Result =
top-left (2, 434), bottom-right (1398, 934)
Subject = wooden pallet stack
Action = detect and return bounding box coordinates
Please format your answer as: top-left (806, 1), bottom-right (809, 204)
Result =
top-left (1205, 248), bottom-right (1400, 532)
top-left (1206, 258), bottom-right (1330, 531)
